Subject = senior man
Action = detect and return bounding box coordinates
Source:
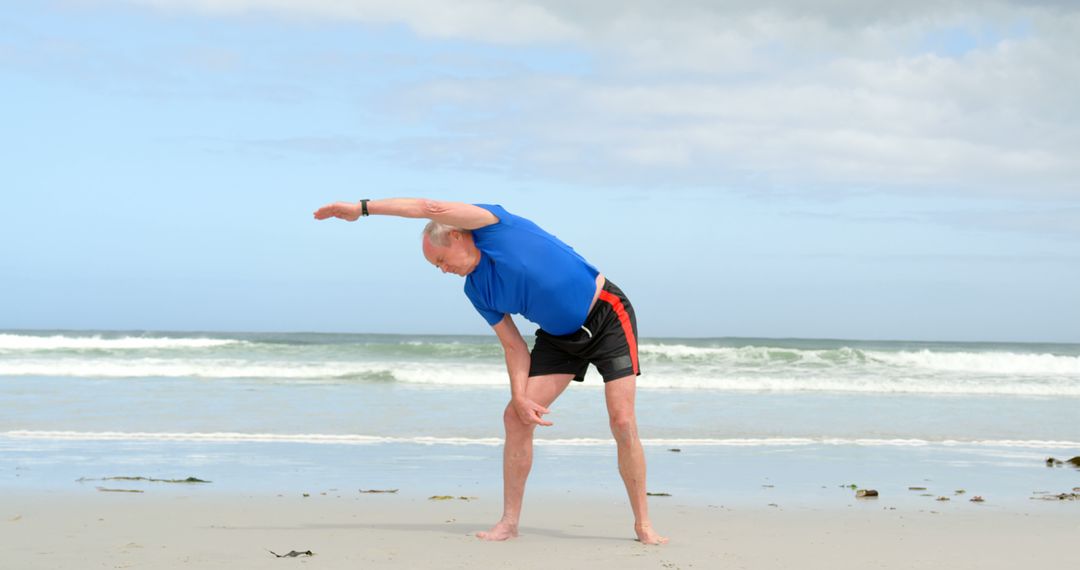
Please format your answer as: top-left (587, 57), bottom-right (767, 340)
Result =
top-left (313, 198), bottom-right (667, 545)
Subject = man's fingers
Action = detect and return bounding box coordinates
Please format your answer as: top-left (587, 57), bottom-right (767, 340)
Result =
top-left (513, 400), bottom-right (553, 426)
top-left (532, 406), bottom-right (553, 426)
top-left (516, 409), bottom-right (552, 427)
top-left (314, 204), bottom-right (358, 221)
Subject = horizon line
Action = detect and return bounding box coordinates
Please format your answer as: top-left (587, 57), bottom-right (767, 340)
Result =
top-left (2, 328), bottom-right (1077, 347)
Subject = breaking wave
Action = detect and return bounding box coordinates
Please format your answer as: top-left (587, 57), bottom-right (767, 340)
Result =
top-left (0, 334), bottom-right (243, 351)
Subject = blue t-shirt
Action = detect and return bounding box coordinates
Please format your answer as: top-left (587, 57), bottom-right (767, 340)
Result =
top-left (463, 204), bottom-right (599, 335)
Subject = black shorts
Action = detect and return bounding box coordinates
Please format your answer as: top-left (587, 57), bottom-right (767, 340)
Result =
top-left (529, 280), bottom-right (641, 382)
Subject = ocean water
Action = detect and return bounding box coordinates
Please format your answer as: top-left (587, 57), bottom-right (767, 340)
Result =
top-left (2, 330), bottom-right (1079, 443)
top-left (2, 330), bottom-right (1078, 503)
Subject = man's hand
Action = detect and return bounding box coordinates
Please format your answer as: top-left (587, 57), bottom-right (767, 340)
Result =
top-left (313, 202), bottom-right (362, 221)
top-left (511, 397), bottom-right (553, 427)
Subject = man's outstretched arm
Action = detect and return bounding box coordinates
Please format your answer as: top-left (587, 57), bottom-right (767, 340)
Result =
top-left (492, 315), bottom-right (552, 427)
top-left (313, 198), bottom-right (497, 229)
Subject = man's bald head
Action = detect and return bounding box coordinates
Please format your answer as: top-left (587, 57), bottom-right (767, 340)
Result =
top-left (421, 226), bottom-right (481, 277)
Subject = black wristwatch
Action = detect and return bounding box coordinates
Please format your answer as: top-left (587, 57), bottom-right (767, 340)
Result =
top-left (360, 199), bottom-right (370, 217)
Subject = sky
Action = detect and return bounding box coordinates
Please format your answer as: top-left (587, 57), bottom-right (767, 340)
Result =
top-left (1, 0), bottom-right (1078, 342)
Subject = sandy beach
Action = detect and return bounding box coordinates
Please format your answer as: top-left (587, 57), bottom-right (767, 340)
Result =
top-left (6, 487), bottom-right (1078, 569)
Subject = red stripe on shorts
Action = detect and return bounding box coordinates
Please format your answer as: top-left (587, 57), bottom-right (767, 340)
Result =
top-left (599, 290), bottom-right (639, 375)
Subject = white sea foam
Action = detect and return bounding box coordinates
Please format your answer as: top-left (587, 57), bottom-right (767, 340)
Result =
top-left (0, 334), bottom-right (242, 351)
top-left (0, 358), bottom-right (510, 384)
top-left (637, 375), bottom-right (1080, 396)
top-left (639, 344), bottom-right (736, 358)
top-left (3, 430), bottom-right (1078, 449)
top-left (639, 343), bottom-right (864, 362)
top-left (865, 349), bottom-right (1080, 375)
top-left (639, 343), bottom-right (1080, 376)
top-left (3, 357), bottom-right (1079, 395)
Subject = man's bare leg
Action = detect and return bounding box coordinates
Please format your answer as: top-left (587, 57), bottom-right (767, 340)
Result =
top-left (605, 375), bottom-right (668, 545)
top-left (477, 373), bottom-right (573, 541)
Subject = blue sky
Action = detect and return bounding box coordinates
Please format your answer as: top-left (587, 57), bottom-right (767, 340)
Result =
top-left (2, 1), bottom-right (1078, 342)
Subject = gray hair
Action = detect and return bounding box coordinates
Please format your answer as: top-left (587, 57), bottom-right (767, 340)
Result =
top-left (422, 220), bottom-right (469, 246)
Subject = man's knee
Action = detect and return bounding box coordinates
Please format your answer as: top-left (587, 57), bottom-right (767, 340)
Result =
top-left (609, 412), bottom-right (637, 441)
top-left (503, 403), bottom-right (534, 434)
top-left (502, 403), bottom-right (517, 425)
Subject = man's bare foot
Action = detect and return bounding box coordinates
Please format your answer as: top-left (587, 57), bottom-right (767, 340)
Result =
top-left (635, 522), bottom-right (669, 545)
top-left (476, 520), bottom-right (519, 541)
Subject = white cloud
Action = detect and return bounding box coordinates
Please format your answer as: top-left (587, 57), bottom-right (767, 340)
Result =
top-left (86, 1), bottom-right (1080, 198)
top-left (118, 0), bottom-right (577, 43)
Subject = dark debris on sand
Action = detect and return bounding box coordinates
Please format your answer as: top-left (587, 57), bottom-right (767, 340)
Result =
top-left (1031, 492), bottom-right (1080, 501)
top-left (268, 550), bottom-right (314, 558)
top-left (1044, 456), bottom-right (1080, 468)
top-left (77, 476), bottom-right (211, 484)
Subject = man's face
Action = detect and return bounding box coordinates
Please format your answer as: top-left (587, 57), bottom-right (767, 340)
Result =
top-left (422, 232), bottom-right (479, 277)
